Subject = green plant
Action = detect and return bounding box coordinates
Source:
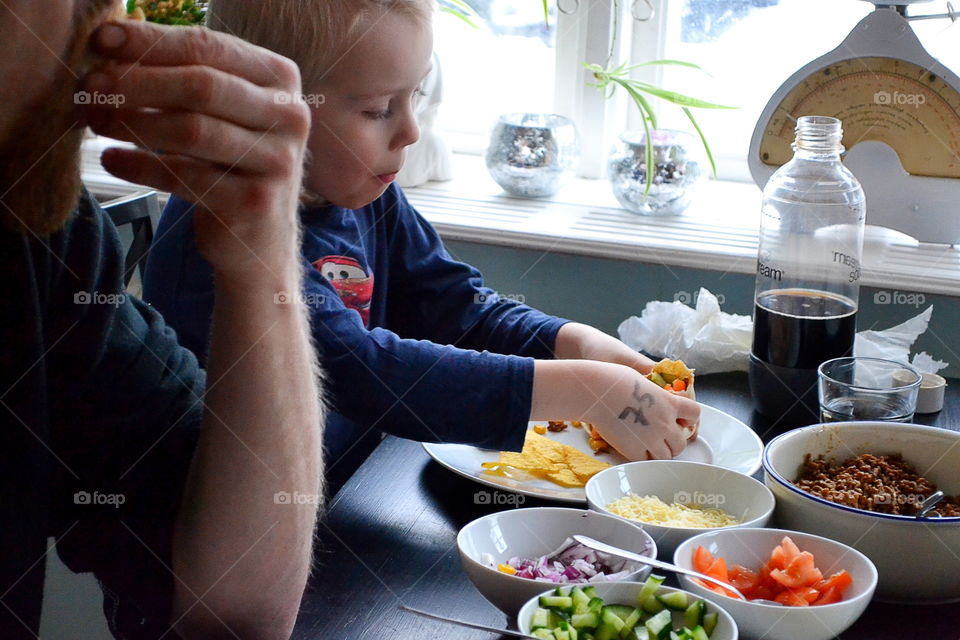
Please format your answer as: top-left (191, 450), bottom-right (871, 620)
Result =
top-left (586, 60), bottom-right (735, 193)
top-left (440, 0), bottom-right (550, 27)
top-left (126, 0), bottom-right (206, 25)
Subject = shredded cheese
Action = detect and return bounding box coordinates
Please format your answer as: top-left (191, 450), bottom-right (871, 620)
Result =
top-left (605, 493), bottom-right (740, 528)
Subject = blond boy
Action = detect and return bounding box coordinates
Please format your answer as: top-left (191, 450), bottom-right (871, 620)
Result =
top-left (144, 0), bottom-right (699, 486)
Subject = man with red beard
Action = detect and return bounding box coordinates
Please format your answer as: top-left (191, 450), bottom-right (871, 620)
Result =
top-left (0, 2), bottom-right (323, 639)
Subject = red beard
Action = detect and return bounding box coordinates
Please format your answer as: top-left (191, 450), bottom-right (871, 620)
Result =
top-left (0, 0), bottom-right (118, 236)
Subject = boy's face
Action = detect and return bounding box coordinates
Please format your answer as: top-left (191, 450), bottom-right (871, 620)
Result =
top-left (305, 11), bottom-right (433, 210)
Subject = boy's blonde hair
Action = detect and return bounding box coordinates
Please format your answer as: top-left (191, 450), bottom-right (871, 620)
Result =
top-left (207, 0), bottom-right (434, 90)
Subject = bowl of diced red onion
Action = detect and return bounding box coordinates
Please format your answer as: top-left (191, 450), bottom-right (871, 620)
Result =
top-left (457, 507), bottom-right (656, 614)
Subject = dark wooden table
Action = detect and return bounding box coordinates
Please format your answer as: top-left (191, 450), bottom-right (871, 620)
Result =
top-left (294, 372), bottom-right (960, 639)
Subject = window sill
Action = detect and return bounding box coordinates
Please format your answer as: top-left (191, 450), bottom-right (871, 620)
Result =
top-left (81, 140), bottom-right (960, 297)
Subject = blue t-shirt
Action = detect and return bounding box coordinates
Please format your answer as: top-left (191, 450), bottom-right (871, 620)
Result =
top-left (0, 189), bottom-right (204, 639)
top-left (144, 184), bottom-right (568, 476)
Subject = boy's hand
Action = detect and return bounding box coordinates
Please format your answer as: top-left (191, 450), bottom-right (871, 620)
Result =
top-left (586, 367), bottom-right (700, 461)
top-left (530, 360), bottom-right (700, 461)
top-left (84, 21), bottom-right (310, 283)
top-left (555, 323), bottom-right (655, 373)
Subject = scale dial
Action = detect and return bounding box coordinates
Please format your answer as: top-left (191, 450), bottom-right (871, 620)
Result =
top-left (758, 56), bottom-right (960, 178)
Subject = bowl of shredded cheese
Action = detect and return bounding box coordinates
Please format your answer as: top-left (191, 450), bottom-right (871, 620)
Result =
top-left (586, 460), bottom-right (775, 559)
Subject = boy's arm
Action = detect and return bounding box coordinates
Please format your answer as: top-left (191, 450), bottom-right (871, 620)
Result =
top-left (88, 22), bottom-right (320, 639)
top-left (554, 322), bottom-right (656, 371)
top-left (385, 188), bottom-right (567, 358)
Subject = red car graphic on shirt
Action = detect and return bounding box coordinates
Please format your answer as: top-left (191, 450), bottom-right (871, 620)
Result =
top-left (313, 255), bottom-right (374, 326)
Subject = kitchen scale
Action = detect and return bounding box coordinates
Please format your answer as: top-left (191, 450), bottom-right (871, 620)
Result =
top-left (749, 0), bottom-right (960, 244)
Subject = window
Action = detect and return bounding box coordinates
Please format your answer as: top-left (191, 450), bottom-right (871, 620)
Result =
top-left (433, 1), bottom-right (559, 154)
top-left (433, 0), bottom-right (960, 183)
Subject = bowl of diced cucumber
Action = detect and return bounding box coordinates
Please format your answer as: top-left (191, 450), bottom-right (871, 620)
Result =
top-left (518, 575), bottom-right (738, 640)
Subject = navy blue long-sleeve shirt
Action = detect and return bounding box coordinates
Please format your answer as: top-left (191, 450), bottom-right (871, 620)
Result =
top-left (1, 189), bottom-right (204, 639)
top-left (144, 184), bottom-right (569, 478)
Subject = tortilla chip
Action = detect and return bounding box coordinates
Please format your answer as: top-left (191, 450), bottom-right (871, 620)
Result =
top-left (481, 430), bottom-right (612, 488)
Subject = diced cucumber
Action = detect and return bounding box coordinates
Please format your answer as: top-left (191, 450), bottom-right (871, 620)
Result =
top-left (683, 600), bottom-right (705, 629)
top-left (583, 586), bottom-right (598, 599)
top-left (668, 632), bottom-right (684, 640)
top-left (532, 630), bottom-right (553, 640)
top-left (555, 629), bottom-right (571, 640)
top-left (689, 626), bottom-right (709, 640)
top-left (656, 591), bottom-right (689, 611)
top-left (649, 372), bottom-right (668, 387)
top-left (641, 595), bottom-right (665, 615)
top-left (636, 575), bottom-right (666, 606)
top-left (594, 624), bottom-right (618, 640)
top-left (571, 612), bottom-right (600, 629)
top-left (541, 596), bottom-right (575, 610)
top-left (702, 612), bottom-right (718, 637)
top-left (618, 607), bottom-right (644, 639)
top-left (587, 597), bottom-right (605, 613)
top-left (627, 627), bottom-right (651, 640)
top-left (572, 586), bottom-right (592, 613)
top-left (549, 610), bottom-right (570, 628)
top-left (605, 605), bottom-right (635, 621)
top-left (645, 610), bottom-right (673, 640)
top-left (531, 607), bottom-right (551, 630)
top-left (556, 586), bottom-right (567, 596)
top-left (601, 607), bottom-right (626, 632)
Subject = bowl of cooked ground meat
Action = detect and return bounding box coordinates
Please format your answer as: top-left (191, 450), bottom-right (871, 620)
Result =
top-left (763, 422), bottom-right (960, 603)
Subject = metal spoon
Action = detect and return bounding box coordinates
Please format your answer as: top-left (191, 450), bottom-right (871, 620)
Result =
top-left (916, 490), bottom-right (945, 519)
top-left (399, 605), bottom-right (540, 639)
top-left (572, 535), bottom-right (751, 600)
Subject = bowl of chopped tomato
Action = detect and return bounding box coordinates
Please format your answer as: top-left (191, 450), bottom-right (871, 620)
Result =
top-left (673, 528), bottom-right (877, 640)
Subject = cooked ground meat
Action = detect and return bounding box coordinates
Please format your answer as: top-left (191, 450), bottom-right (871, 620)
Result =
top-left (795, 453), bottom-right (960, 517)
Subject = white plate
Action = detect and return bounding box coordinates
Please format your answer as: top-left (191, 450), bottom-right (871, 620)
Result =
top-left (423, 404), bottom-right (763, 503)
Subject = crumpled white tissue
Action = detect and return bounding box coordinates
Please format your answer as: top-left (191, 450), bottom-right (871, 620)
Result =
top-left (618, 288), bottom-right (949, 375)
top-left (617, 288), bottom-right (752, 374)
top-left (854, 306), bottom-right (948, 374)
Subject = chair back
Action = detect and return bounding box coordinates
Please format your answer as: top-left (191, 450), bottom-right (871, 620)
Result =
top-left (100, 191), bottom-right (161, 295)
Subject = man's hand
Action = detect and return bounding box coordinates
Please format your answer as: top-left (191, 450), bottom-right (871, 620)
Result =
top-left (554, 322), bottom-right (655, 373)
top-left (85, 20), bottom-right (310, 283)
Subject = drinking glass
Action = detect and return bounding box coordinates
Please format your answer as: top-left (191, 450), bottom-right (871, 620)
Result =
top-left (818, 357), bottom-right (922, 423)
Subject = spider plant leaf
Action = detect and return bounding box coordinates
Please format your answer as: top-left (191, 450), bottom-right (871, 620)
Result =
top-left (632, 59), bottom-right (704, 70)
top-left (631, 83), bottom-right (736, 110)
top-left (683, 106), bottom-right (717, 178)
top-left (617, 80), bottom-right (659, 131)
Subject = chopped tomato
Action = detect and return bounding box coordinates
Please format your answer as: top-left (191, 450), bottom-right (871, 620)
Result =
top-left (814, 586), bottom-right (841, 605)
top-left (780, 536), bottom-right (802, 560)
top-left (775, 588), bottom-right (815, 607)
top-left (817, 570), bottom-right (853, 594)
top-left (705, 556), bottom-right (730, 583)
top-left (770, 551), bottom-right (822, 589)
top-left (768, 544), bottom-right (787, 571)
top-left (689, 537), bottom-right (853, 607)
top-left (728, 565), bottom-right (759, 593)
top-left (693, 546), bottom-right (716, 574)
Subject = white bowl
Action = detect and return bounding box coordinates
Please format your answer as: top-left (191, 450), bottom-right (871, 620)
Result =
top-left (763, 421), bottom-right (960, 602)
top-left (586, 460), bottom-right (775, 559)
top-left (673, 528), bottom-right (876, 640)
top-left (457, 507), bottom-right (656, 615)
top-left (518, 581), bottom-right (739, 640)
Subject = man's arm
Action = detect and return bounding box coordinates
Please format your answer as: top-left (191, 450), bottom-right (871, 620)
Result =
top-left (87, 21), bottom-right (320, 639)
